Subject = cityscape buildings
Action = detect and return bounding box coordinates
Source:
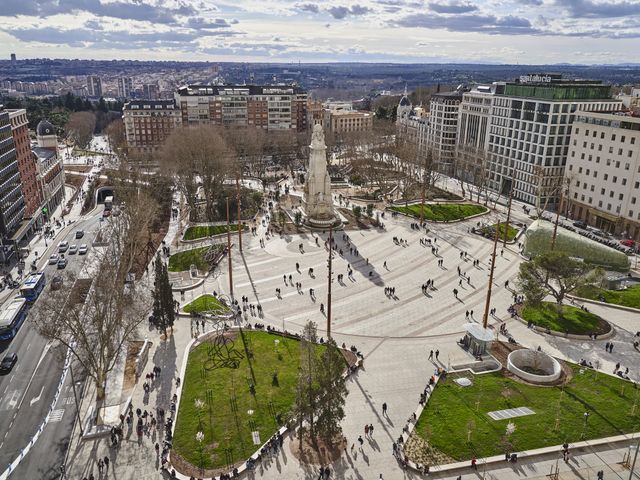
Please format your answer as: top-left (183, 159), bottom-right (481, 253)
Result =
top-left (0, 106), bottom-right (26, 249)
top-left (33, 120), bottom-right (65, 222)
top-left (117, 77), bottom-right (133, 99)
top-left (143, 83), bottom-right (159, 100)
top-left (123, 99), bottom-right (183, 154)
top-left (8, 109), bottom-right (41, 220)
top-left (565, 111), bottom-right (640, 239)
top-left (86, 75), bottom-right (103, 98)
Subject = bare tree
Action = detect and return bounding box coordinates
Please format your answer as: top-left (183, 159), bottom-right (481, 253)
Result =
top-left (104, 118), bottom-right (126, 157)
top-left (66, 111), bottom-right (96, 150)
top-left (161, 126), bottom-right (230, 222)
top-left (32, 191), bottom-right (155, 424)
top-left (533, 166), bottom-right (564, 218)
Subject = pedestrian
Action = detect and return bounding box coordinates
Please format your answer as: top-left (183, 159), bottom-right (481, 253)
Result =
top-left (428, 350), bottom-right (433, 360)
top-left (358, 435), bottom-right (364, 447)
top-left (382, 402), bottom-right (388, 415)
top-left (97, 459), bottom-right (104, 474)
top-left (435, 350), bottom-right (439, 360)
top-left (104, 456), bottom-right (110, 472)
top-left (369, 423), bottom-right (374, 437)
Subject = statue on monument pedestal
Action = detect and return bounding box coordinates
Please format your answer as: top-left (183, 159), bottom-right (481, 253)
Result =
top-left (303, 124), bottom-right (339, 228)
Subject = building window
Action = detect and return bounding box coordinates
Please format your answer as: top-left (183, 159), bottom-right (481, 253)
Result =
top-left (619, 193), bottom-right (624, 201)
top-left (632, 197), bottom-right (637, 205)
top-left (607, 204), bottom-right (612, 211)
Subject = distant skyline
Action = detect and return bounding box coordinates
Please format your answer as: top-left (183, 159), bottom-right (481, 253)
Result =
top-left (0, 0), bottom-right (639, 65)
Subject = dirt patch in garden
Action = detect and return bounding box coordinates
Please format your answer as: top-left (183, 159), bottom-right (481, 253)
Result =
top-left (290, 432), bottom-right (347, 465)
top-left (64, 165), bottom-right (92, 173)
top-left (122, 340), bottom-right (145, 392)
top-left (405, 431), bottom-right (455, 467)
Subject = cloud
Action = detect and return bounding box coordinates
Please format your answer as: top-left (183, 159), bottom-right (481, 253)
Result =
top-left (186, 17), bottom-right (232, 29)
top-left (516, 0), bottom-right (543, 4)
top-left (296, 3), bottom-right (320, 13)
top-left (327, 4), bottom-right (372, 19)
top-left (429, 2), bottom-right (478, 14)
top-left (395, 13), bottom-right (538, 34)
top-left (554, 0), bottom-right (640, 18)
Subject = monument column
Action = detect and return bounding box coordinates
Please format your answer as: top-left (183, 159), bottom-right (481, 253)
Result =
top-left (303, 124), bottom-right (339, 228)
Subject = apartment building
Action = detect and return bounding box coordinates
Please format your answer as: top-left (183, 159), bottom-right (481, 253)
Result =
top-left (87, 75), bottom-right (103, 98)
top-left (34, 120), bottom-right (65, 221)
top-left (123, 100), bottom-right (182, 154)
top-left (0, 106), bottom-right (26, 244)
top-left (324, 110), bottom-right (373, 134)
top-left (457, 75), bottom-right (622, 208)
top-left (117, 77), bottom-right (133, 99)
top-left (174, 84), bottom-right (308, 132)
top-left (425, 91), bottom-right (463, 174)
top-left (8, 109), bottom-right (42, 218)
top-left (565, 112), bottom-right (640, 240)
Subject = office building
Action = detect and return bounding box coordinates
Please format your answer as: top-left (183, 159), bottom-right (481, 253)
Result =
top-left (87, 75), bottom-right (103, 98)
top-left (0, 106), bottom-right (26, 244)
top-left (457, 74), bottom-right (622, 208)
top-left (175, 84), bottom-right (307, 131)
top-left (8, 110), bottom-right (42, 219)
top-left (324, 109), bottom-right (373, 135)
top-left (123, 100), bottom-right (182, 154)
top-left (425, 90), bottom-right (464, 174)
top-left (117, 77), bottom-right (133, 99)
top-left (565, 112), bottom-right (640, 239)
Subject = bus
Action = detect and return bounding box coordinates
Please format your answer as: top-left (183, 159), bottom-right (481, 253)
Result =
top-left (0, 297), bottom-right (28, 341)
top-left (20, 272), bottom-right (46, 303)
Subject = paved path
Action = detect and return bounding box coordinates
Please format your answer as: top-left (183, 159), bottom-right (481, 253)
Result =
top-left (63, 190), bottom-right (640, 480)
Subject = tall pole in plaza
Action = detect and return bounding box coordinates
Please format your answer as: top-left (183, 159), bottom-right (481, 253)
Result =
top-left (482, 221), bottom-right (500, 329)
top-left (236, 175), bottom-right (242, 252)
top-left (226, 197), bottom-right (233, 299)
top-left (327, 225), bottom-right (333, 339)
top-left (502, 182), bottom-right (514, 247)
top-left (551, 181), bottom-right (565, 251)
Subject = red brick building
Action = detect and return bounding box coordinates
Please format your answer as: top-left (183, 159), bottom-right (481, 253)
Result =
top-left (8, 109), bottom-right (42, 218)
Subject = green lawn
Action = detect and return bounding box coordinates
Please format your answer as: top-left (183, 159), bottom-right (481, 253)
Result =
top-left (521, 302), bottom-right (606, 335)
top-left (479, 223), bottom-right (519, 242)
top-left (72, 147), bottom-right (108, 157)
top-left (576, 284), bottom-right (640, 309)
top-left (184, 224), bottom-right (245, 241)
top-left (173, 331), bottom-right (325, 469)
top-left (415, 366), bottom-right (640, 462)
top-left (168, 246), bottom-right (214, 272)
top-left (391, 203), bottom-right (488, 222)
top-left (183, 294), bottom-right (230, 314)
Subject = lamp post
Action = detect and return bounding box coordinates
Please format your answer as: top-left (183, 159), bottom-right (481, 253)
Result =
top-left (226, 198), bottom-right (233, 300)
top-left (482, 218), bottom-right (500, 329)
top-left (327, 225), bottom-right (333, 339)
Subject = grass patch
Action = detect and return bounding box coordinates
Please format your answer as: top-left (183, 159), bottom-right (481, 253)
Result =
top-left (415, 366), bottom-right (639, 462)
top-left (478, 222), bottom-right (519, 242)
top-left (184, 224), bottom-right (244, 241)
top-left (183, 295), bottom-right (230, 314)
top-left (173, 331), bottom-right (325, 469)
top-left (391, 203), bottom-right (487, 222)
top-left (72, 147), bottom-right (109, 157)
top-left (575, 284), bottom-right (640, 309)
top-left (168, 246), bottom-right (213, 272)
top-left (521, 302), bottom-right (606, 335)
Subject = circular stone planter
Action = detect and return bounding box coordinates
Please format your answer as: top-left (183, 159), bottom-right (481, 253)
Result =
top-left (507, 349), bottom-right (562, 384)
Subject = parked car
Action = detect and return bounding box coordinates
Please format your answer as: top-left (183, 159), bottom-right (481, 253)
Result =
top-left (58, 241), bottom-right (69, 253)
top-left (78, 244), bottom-right (88, 255)
top-left (57, 258), bottom-right (68, 269)
top-left (75, 230), bottom-right (84, 239)
top-left (69, 244), bottom-right (78, 255)
top-left (49, 253), bottom-right (59, 265)
top-left (0, 353), bottom-right (17, 374)
top-left (621, 239), bottom-right (636, 248)
top-left (573, 221), bottom-right (588, 229)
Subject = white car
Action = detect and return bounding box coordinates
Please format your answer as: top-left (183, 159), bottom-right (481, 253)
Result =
top-left (49, 253), bottom-right (59, 265)
top-left (78, 244), bottom-right (88, 255)
top-left (69, 244), bottom-right (78, 254)
top-left (58, 241), bottom-right (69, 253)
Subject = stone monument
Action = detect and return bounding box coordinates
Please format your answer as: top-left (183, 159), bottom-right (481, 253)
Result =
top-left (303, 124), bottom-right (340, 228)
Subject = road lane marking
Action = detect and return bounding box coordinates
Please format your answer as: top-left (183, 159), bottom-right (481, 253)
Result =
top-left (29, 386), bottom-right (44, 406)
top-left (48, 409), bottom-right (65, 422)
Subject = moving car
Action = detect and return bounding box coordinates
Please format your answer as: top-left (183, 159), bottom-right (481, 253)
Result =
top-left (58, 241), bottom-right (69, 253)
top-left (573, 221), bottom-right (588, 229)
top-left (57, 258), bottom-right (68, 269)
top-left (75, 230), bottom-right (84, 239)
top-left (49, 253), bottom-right (59, 265)
top-left (0, 353), bottom-right (17, 374)
top-left (78, 244), bottom-right (88, 255)
top-left (69, 244), bottom-right (78, 255)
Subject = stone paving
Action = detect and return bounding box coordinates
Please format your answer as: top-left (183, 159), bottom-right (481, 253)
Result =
top-left (64, 188), bottom-right (640, 480)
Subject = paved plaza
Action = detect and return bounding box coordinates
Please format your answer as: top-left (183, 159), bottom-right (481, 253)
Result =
top-left (65, 189), bottom-right (640, 480)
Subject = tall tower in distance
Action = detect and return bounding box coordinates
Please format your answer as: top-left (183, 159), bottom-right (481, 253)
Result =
top-left (87, 75), bottom-right (103, 98)
top-left (10, 53), bottom-right (16, 67)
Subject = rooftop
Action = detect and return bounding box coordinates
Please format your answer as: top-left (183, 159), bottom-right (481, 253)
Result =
top-left (176, 84), bottom-right (306, 96)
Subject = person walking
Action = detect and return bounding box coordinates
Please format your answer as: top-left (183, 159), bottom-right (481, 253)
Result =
top-left (369, 423), bottom-right (374, 437)
top-left (103, 456), bottom-right (110, 473)
top-left (435, 350), bottom-right (440, 360)
top-left (358, 435), bottom-right (364, 448)
top-left (364, 424), bottom-right (369, 437)
top-left (428, 350), bottom-right (433, 360)
top-left (382, 402), bottom-right (388, 416)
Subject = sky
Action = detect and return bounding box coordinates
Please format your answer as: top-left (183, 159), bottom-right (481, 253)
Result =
top-left (0, 0), bottom-right (639, 64)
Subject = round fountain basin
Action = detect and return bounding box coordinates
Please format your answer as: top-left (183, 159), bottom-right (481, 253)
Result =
top-left (507, 349), bottom-right (561, 384)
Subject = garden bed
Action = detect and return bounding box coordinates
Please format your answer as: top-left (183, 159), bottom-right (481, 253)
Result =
top-left (390, 203), bottom-right (488, 222)
top-left (183, 294), bottom-right (231, 314)
top-left (520, 302), bottom-right (610, 336)
top-left (476, 222), bottom-right (519, 242)
top-left (411, 365), bottom-right (639, 464)
top-left (172, 331), bottom-right (326, 473)
top-left (168, 246), bottom-right (212, 272)
top-left (575, 284), bottom-right (640, 310)
top-left (183, 224), bottom-right (245, 241)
